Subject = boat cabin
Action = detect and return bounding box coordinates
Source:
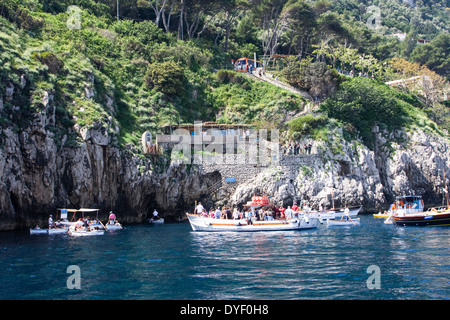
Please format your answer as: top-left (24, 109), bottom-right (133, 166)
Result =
top-left (391, 195), bottom-right (424, 213)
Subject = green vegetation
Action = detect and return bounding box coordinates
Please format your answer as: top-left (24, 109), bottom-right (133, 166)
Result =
top-left (0, 0), bottom-right (448, 153)
top-left (319, 77), bottom-right (434, 149)
top-left (289, 114), bottom-right (327, 137)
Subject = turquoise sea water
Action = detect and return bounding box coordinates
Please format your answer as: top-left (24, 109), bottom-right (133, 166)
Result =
top-left (0, 214), bottom-right (449, 300)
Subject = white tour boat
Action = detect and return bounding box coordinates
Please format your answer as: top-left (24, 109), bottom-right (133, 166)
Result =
top-left (186, 213), bottom-right (319, 232)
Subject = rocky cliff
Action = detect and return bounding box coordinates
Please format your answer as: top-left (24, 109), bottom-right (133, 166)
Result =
top-left (1, 115), bottom-right (449, 230)
top-left (0, 102), bottom-right (220, 230)
top-left (1, 87), bottom-right (449, 231)
top-left (231, 126), bottom-right (450, 212)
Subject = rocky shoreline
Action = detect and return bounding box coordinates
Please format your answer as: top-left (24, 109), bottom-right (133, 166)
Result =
top-left (1, 108), bottom-right (449, 230)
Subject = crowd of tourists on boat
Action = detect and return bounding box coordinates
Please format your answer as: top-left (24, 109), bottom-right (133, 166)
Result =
top-left (194, 202), bottom-right (316, 222)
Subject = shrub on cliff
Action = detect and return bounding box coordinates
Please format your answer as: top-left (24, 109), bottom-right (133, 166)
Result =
top-left (320, 77), bottom-right (419, 149)
top-left (144, 61), bottom-right (186, 97)
top-left (289, 114), bottom-right (327, 137)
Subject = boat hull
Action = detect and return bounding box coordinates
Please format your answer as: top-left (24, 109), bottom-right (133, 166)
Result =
top-left (148, 218), bottom-right (164, 224)
top-left (327, 218), bottom-right (360, 226)
top-left (187, 214), bottom-right (319, 232)
top-left (393, 212), bottom-right (450, 227)
top-left (30, 228), bottom-right (68, 235)
top-left (68, 228), bottom-right (105, 236)
top-left (373, 213), bottom-right (389, 218)
top-left (105, 223), bottom-right (123, 230)
top-left (30, 229), bottom-right (49, 235)
top-left (319, 206), bottom-right (361, 219)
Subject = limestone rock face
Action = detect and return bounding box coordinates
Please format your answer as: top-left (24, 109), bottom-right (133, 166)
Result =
top-left (231, 128), bottom-right (449, 212)
top-left (0, 101), bottom-right (448, 230)
top-left (0, 114), bottom-right (219, 230)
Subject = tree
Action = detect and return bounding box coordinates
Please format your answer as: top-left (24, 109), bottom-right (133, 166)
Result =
top-left (283, 0), bottom-right (317, 60)
top-left (144, 60), bottom-right (186, 96)
top-left (320, 77), bottom-right (413, 149)
top-left (410, 33), bottom-right (450, 79)
top-left (254, 0), bottom-right (289, 67)
top-left (282, 58), bottom-right (340, 100)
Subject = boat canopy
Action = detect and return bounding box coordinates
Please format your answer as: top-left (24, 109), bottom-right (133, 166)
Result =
top-left (57, 208), bottom-right (100, 220)
top-left (57, 208), bottom-right (99, 213)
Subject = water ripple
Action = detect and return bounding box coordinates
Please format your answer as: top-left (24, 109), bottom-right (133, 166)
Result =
top-left (0, 215), bottom-right (449, 300)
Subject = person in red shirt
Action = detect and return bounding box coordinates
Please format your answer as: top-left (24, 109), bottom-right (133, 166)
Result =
top-left (280, 206), bottom-right (286, 218)
top-left (292, 203), bottom-right (299, 212)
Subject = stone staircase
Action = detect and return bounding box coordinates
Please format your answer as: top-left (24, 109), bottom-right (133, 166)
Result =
top-left (250, 68), bottom-right (314, 102)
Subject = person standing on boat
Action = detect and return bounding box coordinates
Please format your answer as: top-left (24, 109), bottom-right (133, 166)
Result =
top-left (246, 209), bottom-right (253, 225)
top-left (215, 207), bottom-right (221, 219)
top-left (233, 208), bottom-right (239, 220)
top-left (152, 209), bottom-right (160, 220)
top-left (195, 202), bottom-right (204, 215)
top-left (109, 211), bottom-right (116, 224)
top-left (284, 206), bottom-right (293, 220)
top-left (48, 215), bottom-right (54, 229)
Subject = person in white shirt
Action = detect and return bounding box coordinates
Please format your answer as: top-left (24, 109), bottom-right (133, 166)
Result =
top-left (195, 202), bottom-right (204, 215)
top-left (152, 209), bottom-right (160, 220)
top-left (233, 208), bottom-right (239, 220)
top-left (48, 215), bottom-right (54, 229)
top-left (284, 206), bottom-right (293, 220)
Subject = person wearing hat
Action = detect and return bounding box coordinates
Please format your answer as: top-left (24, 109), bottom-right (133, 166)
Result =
top-left (48, 215), bottom-right (54, 229)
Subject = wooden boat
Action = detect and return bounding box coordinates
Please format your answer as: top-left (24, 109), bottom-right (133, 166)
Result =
top-left (186, 213), bottom-right (319, 232)
top-left (393, 208), bottom-right (450, 227)
top-left (392, 171), bottom-right (450, 227)
top-left (327, 217), bottom-right (360, 226)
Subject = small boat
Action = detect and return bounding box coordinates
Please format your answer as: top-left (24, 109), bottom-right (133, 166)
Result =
top-left (318, 205), bottom-right (361, 219)
top-left (148, 218), bottom-right (164, 224)
top-left (30, 227), bottom-right (69, 235)
top-left (318, 211), bottom-right (336, 221)
top-left (393, 208), bottom-right (450, 227)
top-left (30, 228), bottom-right (50, 235)
top-left (373, 213), bottom-right (389, 218)
top-left (48, 228), bottom-right (69, 234)
top-left (30, 208), bottom-right (74, 235)
top-left (327, 218), bottom-right (360, 226)
top-left (68, 226), bottom-right (105, 237)
top-left (392, 171), bottom-right (450, 227)
top-left (105, 221), bottom-right (123, 230)
top-left (186, 213), bottom-right (319, 232)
